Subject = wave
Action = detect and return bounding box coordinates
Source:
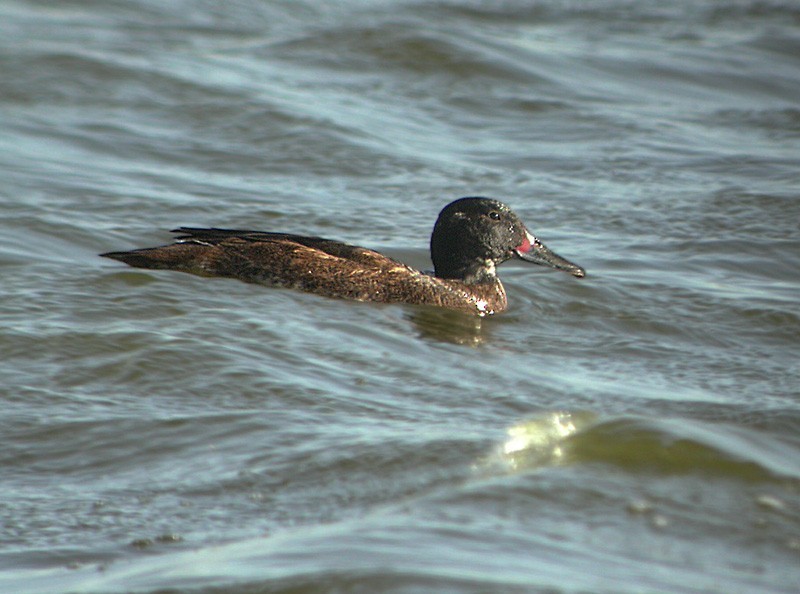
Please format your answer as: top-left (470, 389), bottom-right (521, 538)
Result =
top-left (491, 410), bottom-right (800, 482)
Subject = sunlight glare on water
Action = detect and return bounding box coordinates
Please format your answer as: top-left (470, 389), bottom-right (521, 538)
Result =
top-left (502, 410), bottom-right (596, 469)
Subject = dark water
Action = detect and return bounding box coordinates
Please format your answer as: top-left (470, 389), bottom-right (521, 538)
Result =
top-left (2, 1), bottom-right (800, 592)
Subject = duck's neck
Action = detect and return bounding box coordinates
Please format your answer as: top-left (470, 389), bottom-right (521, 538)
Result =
top-left (435, 259), bottom-right (497, 285)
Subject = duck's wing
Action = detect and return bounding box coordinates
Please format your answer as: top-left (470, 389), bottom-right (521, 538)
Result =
top-left (172, 228), bottom-right (316, 244)
top-left (170, 227), bottom-right (406, 268)
top-left (101, 228), bottom-right (409, 286)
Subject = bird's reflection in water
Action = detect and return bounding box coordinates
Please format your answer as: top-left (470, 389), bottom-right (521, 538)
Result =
top-left (406, 306), bottom-right (493, 346)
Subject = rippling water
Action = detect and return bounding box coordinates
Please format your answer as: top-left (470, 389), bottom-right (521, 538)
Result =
top-left (2, 1), bottom-right (799, 592)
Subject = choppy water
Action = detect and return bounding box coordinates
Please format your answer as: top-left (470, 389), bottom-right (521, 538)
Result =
top-left (2, 1), bottom-right (800, 592)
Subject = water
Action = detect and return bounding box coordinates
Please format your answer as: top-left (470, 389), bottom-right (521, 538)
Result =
top-left (1, 0), bottom-right (799, 592)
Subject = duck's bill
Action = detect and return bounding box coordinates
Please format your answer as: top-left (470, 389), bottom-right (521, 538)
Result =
top-left (514, 231), bottom-right (585, 278)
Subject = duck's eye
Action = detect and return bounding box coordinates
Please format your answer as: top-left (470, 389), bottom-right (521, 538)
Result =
top-left (488, 211), bottom-right (501, 220)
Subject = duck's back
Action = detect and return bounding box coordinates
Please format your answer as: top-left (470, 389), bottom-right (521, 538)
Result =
top-left (101, 229), bottom-right (507, 314)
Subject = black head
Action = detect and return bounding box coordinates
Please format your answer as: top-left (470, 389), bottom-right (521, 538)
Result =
top-left (430, 197), bottom-right (585, 283)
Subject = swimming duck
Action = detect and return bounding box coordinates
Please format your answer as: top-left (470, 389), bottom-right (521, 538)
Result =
top-left (101, 197), bottom-right (585, 315)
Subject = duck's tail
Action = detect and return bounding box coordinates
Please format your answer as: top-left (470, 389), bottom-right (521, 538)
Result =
top-left (100, 243), bottom-right (210, 273)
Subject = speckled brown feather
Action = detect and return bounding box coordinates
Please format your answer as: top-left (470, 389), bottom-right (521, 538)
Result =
top-left (102, 230), bottom-right (507, 315)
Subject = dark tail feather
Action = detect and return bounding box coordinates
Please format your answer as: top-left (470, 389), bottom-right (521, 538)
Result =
top-left (100, 244), bottom-right (206, 272)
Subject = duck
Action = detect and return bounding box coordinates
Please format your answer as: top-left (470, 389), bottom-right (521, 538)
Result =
top-left (100, 197), bottom-right (585, 315)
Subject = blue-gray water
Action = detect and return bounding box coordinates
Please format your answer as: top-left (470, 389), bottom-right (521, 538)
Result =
top-left (2, 1), bottom-right (799, 592)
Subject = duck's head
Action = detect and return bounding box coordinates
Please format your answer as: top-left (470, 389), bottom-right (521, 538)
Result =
top-left (430, 197), bottom-right (586, 283)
